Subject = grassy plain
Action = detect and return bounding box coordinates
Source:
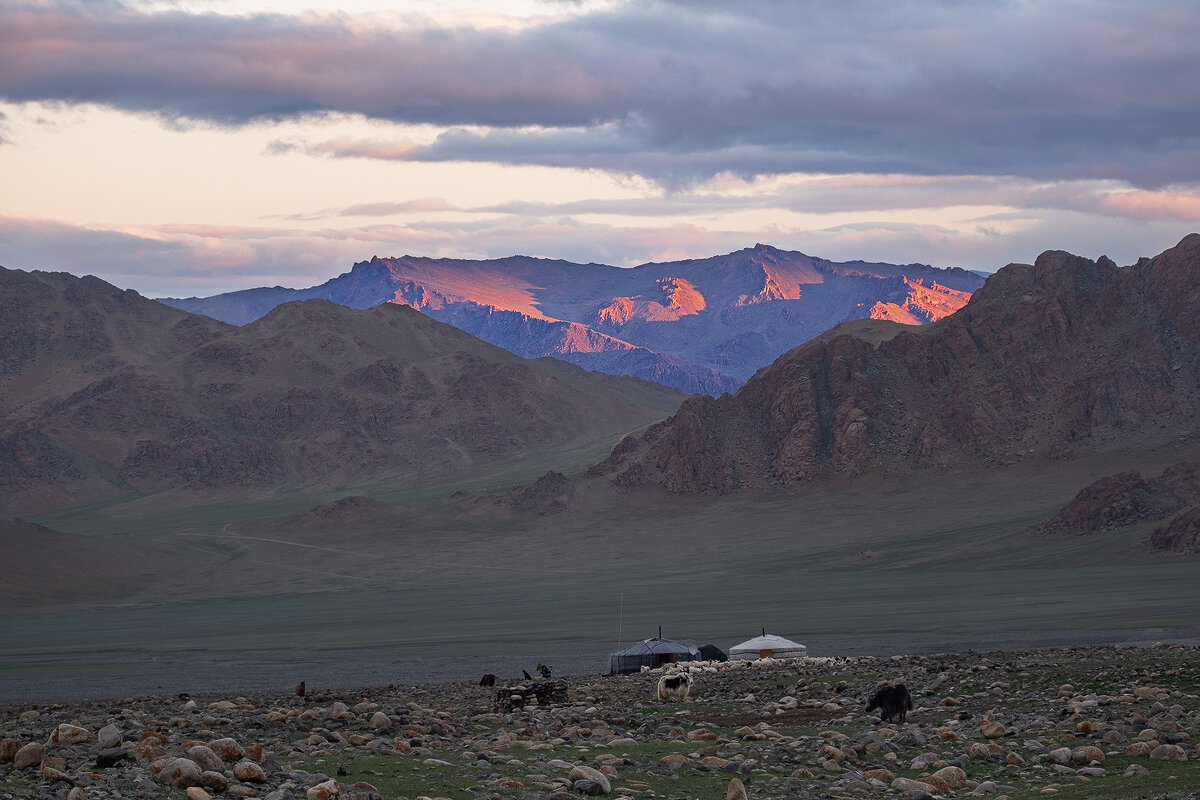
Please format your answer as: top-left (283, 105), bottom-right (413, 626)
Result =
top-left (2, 433), bottom-right (1199, 701)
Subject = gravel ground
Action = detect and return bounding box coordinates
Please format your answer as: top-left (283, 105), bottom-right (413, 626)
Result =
top-left (3, 643), bottom-right (1200, 800)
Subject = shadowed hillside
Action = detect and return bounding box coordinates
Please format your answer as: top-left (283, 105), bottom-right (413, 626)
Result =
top-left (0, 268), bottom-right (682, 517)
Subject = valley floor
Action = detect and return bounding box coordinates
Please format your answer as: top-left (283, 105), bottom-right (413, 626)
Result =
top-left (3, 441), bottom-right (1199, 705)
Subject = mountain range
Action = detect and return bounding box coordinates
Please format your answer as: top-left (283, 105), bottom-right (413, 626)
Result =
top-left (589, 234), bottom-right (1200, 499)
top-left (160, 245), bottom-right (984, 395)
top-left (0, 267), bottom-right (681, 517)
top-left (4, 236), bottom-right (1200, 677)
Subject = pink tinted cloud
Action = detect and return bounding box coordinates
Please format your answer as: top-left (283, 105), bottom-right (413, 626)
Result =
top-left (1096, 190), bottom-right (1200, 222)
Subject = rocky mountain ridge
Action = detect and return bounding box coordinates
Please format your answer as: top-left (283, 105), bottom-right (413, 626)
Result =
top-left (588, 234), bottom-right (1200, 493)
top-left (161, 245), bottom-right (984, 394)
top-left (0, 267), bottom-right (682, 517)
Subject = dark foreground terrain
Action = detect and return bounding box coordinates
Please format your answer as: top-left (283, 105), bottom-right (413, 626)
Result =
top-left (3, 644), bottom-right (1198, 800)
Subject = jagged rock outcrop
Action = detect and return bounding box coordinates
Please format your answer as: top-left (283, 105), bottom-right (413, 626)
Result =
top-left (509, 471), bottom-right (575, 514)
top-left (1148, 505), bottom-right (1200, 553)
top-left (161, 245), bottom-right (983, 393)
top-left (589, 235), bottom-right (1200, 493)
top-left (1039, 463), bottom-right (1200, 535)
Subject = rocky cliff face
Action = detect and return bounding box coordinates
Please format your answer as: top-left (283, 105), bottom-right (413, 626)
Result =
top-left (0, 269), bottom-right (682, 516)
top-left (589, 235), bottom-right (1200, 493)
top-left (161, 245), bottom-right (983, 394)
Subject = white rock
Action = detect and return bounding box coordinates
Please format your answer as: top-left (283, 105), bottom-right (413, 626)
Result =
top-left (97, 724), bottom-right (122, 749)
top-left (568, 765), bottom-right (612, 794)
top-left (47, 724), bottom-right (90, 745)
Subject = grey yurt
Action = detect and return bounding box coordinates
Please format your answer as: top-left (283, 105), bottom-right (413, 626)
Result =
top-left (609, 637), bottom-right (701, 674)
top-left (729, 631), bottom-right (807, 661)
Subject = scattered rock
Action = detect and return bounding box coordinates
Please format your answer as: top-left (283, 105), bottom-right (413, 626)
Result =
top-left (1, 643), bottom-right (1198, 800)
top-left (96, 747), bottom-right (129, 768)
top-left (47, 723), bottom-right (90, 744)
top-left (568, 765), bottom-right (611, 793)
top-left (12, 741), bottom-right (44, 770)
top-left (157, 757), bottom-right (202, 788)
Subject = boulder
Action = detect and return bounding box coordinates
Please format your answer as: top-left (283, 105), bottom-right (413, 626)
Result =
top-left (568, 765), bottom-right (611, 794)
top-left (208, 737), bottom-right (245, 761)
top-left (41, 756), bottom-right (69, 781)
top-left (97, 724), bottom-right (123, 749)
top-left (891, 776), bottom-right (939, 793)
top-left (1150, 743), bottom-right (1188, 761)
top-left (158, 757), bottom-right (202, 788)
top-left (307, 779), bottom-right (341, 800)
top-left (929, 765), bottom-right (968, 789)
top-left (234, 760), bottom-right (268, 783)
top-left (201, 770), bottom-right (229, 792)
top-left (186, 745), bottom-right (225, 773)
top-left (980, 721), bottom-right (1006, 738)
top-left (48, 724), bottom-right (90, 745)
top-left (1048, 746), bottom-right (1074, 764)
top-left (96, 747), bottom-right (129, 768)
top-left (13, 742), bottom-right (45, 770)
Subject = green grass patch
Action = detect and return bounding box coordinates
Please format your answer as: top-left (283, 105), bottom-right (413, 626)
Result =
top-left (1005, 758), bottom-right (1200, 800)
top-left (284, 753), bottom-right (483, 800)
top-left (282, 737), bottom-right (743, 800)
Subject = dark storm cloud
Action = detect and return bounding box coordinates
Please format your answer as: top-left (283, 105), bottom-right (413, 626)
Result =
top-left (2, 0), bottom-right (1198, 186)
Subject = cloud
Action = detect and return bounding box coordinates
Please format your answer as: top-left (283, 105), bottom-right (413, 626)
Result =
top-left (1, 1), bottom-right (1198, 186)
top-left (278, 198), bottom-right (456, 221)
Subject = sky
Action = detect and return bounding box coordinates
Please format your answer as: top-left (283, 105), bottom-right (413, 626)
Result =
top-left (1, 0), bottom-right (1198, 298)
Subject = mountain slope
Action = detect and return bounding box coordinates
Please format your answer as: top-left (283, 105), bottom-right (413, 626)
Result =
top-left (161, 245), bottom-right (984, 393)
top-left (0, 268), bottom-right (683, 516)
top-left (587, 234), bottom-right (1200, 493)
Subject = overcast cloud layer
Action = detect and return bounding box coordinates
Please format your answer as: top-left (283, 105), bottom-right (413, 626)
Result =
top-left (0, 0), bottom-right (1198, 295)
top-left (4, 0), bottom-right (1199, 186)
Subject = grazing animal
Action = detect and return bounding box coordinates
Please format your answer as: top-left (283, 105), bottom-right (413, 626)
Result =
top-left (479, 673), bottom-right (496, 687)
top-left (865, 682), bottom-right (914, 723)
top-left (536, 662), bottom-right (553, 678)
top-left (522, 669), bottom-right (534, 681)
top-left (656, 671), bottom-right (693, 702)
top-left (294, 681), bottom-right (306, 698)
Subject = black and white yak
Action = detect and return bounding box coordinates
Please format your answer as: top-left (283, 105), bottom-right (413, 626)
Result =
top-left (656, 671), bottom-right (693, 702)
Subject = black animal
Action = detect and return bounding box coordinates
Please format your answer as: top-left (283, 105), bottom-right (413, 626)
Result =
top-left (865, 683), bottom-right (914, 723)
top-left (522, 669), bottom-right (534, 680)
top-left (536, 663), bottom-right (553, 678)
top-left (479, 673), bottom-right (497, 687)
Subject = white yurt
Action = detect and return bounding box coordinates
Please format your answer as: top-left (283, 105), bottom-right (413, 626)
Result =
top-left (729, 630), bottom-right (807, 661)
